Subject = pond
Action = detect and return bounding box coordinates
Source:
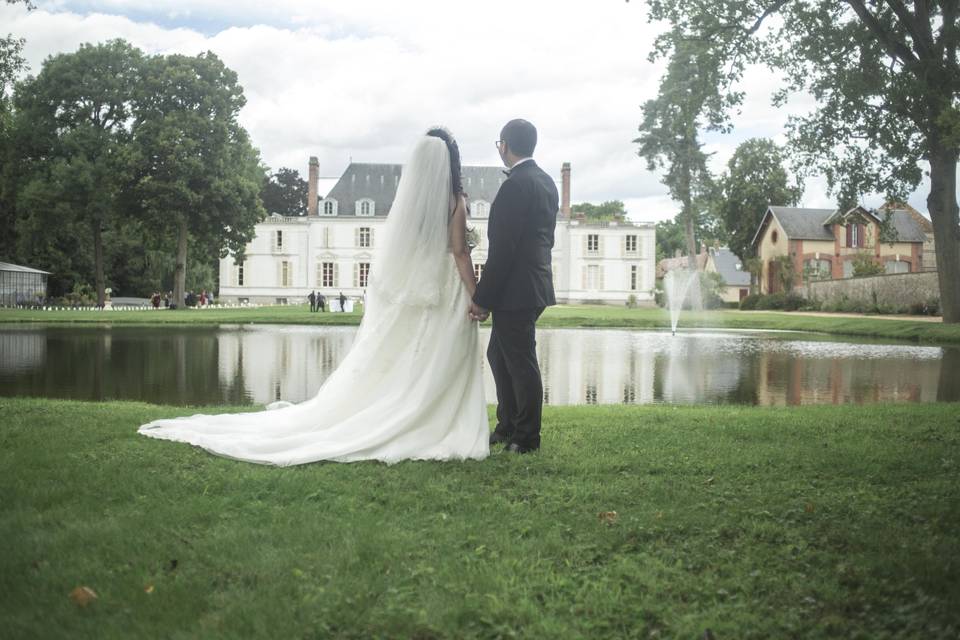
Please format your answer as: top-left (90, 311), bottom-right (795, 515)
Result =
top-left (1, 324), bottom-right (958, 406)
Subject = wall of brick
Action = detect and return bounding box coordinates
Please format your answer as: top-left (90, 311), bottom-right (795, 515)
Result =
top-left (798, 271), bottom-right (941, 307)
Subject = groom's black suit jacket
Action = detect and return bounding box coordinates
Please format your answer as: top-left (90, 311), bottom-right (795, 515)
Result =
top-left (473, 160), bottom-right (558, 311)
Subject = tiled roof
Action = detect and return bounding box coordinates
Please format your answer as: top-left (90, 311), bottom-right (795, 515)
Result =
top-left (753, 206), bottom-right (928, 245)
top-left (322, 163), bottom-right (506, 217)
top-left (709, 248), bottom-right (751, 287)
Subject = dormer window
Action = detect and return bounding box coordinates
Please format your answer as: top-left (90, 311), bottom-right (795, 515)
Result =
top-left (472, 201), bottom-right (489, 219)
top-left (321, 199), bottom-right (337, 216)
top-left (356, 199), bottom-right (375, 216)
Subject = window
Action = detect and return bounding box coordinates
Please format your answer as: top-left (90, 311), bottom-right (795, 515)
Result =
top-left (474, 263), bottom-right (484, 281)
top-left (356, 199), bottom-right (375, 216)
top-left (354, 262), bottom-right (370, 288)
top-left (274, 230), bottom-right (283, 252)
top-left (804, 259), bottom-right (831, 280)
top-left (624, 235), bottom-right (638, 254)
top-left (236, 261), bottom-right (244, 287)
top-left (357, 226), bottom-right (371, 248)
top-left (623, 384), bottom-right (636, 404)
top-left (473, 201), bottom-right (488, 218)
top-left (585, 383), bottom-right (598, 405)
top-left (629, 265), bottom-right (638, 291)
top-left (281, 261), bottom-right (291, 287)
top-left (587, 234), bottom-right (599, 255)
top-left (585, 264), bottom-right (602, 290)
top-left (885, 260), bottom-right (910, 274)
top-left (847, 223), bottom-right (865, 248)
top-left (319, 262), bottom-right (336, 287)
top-left (322, 200), bottom-right (336, 216)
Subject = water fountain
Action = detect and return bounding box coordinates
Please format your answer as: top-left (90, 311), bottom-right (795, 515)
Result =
top-left (662, 269), bottom-right (701, 335)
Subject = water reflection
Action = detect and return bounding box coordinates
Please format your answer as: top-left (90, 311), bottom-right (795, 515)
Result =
top-left (0, 325), bottom-right (956, 406)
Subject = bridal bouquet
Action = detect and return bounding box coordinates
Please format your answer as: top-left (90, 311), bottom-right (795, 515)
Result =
top-left (465, 226), bottom-right (480, 251)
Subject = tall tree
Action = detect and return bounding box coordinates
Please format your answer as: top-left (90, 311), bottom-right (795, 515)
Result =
top-left (635, 31), bottom-right (732, 270)
top-left (261, 167), bottom-right (307, 216)
top-left (0, 33), bottom-right (26, 260)
top-left (130, 51), bottom-right (265, 308)
top-left (718, 138), bottom-right (803, 261)
top-left (13, 39), bottom-right (143, 306)
top-left (640, 0), bottom-right (960, 322)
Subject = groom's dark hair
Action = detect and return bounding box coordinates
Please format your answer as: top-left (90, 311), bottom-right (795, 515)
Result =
top-left (500, 119), bottom-right (537, 157)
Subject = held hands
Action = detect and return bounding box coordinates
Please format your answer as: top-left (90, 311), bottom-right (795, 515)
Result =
top-left (469, 302), bottom-right (489, 322)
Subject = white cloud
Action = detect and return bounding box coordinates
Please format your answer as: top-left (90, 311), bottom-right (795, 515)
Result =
top-left (4, 1), bottom-right (940, 224)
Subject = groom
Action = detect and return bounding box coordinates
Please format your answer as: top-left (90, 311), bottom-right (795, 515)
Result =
top-left (470, 119), bottom-right (558, 454)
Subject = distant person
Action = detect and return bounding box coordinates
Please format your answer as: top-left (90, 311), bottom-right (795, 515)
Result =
top-left (308, 290), bottom-right (316, 313)
top-left (339, 291), bottom-right (346, 313)
top-left (318, 293), bottom-right (326, 312)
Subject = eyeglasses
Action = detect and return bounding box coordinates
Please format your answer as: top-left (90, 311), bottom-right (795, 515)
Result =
top-left (494, 140), bottom-right (503, 149)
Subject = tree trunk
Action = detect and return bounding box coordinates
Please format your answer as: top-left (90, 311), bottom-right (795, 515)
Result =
top-left (684, 204), bottom-right (698, 271)
top-left (927, 146), bottom-right (960, 323)
top-left (93, 220), bottom-right (106, 308)
top-left (173, 219), bottom-right (188, 310)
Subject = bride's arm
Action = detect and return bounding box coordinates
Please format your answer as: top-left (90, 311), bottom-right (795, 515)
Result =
top-left (449, 195), bottom-right (478, 298)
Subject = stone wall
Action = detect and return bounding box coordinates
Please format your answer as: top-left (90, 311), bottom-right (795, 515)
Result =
top-left (798, 271), bottom-right (940, 307)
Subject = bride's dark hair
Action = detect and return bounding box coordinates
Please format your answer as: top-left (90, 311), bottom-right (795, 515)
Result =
top-left (426, 126), bottom-right (464, 196)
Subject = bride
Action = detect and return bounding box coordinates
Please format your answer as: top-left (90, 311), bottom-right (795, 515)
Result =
top-left (139, 128), bottom-right (490, 464)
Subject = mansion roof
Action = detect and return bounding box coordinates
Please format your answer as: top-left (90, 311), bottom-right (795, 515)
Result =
top-left (323, 163), bottom-right (508, 216)
top-left (752, 206), bottom-right (928, 246)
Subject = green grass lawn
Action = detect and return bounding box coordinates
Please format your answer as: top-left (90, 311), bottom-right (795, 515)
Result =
top-left (2, 398), bottom-right (958, 638)
top-left (2, 304), bottom-right (959, 344)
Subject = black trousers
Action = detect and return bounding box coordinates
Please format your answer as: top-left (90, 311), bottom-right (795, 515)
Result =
top-left (488, 307), bottom-right (545, 449)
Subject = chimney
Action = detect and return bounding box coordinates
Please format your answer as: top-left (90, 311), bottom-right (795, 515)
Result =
top-left (307, 156), bottom-right (319, 217)
top-left (561, 162), bottom-right (571, 217)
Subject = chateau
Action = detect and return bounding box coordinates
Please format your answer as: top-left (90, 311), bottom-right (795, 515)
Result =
top-left (218, 158), bottom-right (656, 306)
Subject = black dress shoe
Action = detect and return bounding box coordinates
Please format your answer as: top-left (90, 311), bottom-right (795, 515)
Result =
top-left (504, 443), bottom-right (538, 454)
top-left (489, 432), bottom-right (511, 446)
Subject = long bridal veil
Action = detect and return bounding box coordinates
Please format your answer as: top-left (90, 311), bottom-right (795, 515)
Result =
top-left (138, 134), bottom-right (490, 465)
top-left (368, 135), bottom-right (451, 309)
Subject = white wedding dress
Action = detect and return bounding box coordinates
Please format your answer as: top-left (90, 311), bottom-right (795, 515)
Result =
top-left (138, 136), bottom-right (490, 465)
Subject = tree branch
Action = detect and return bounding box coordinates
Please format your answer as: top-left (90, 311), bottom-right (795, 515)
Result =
top-left (845, 0), bottom-right (921, 68)
top-left (883, 0), bottom-right (934, 59)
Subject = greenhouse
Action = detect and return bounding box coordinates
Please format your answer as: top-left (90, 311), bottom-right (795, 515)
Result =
top-left (0, 262), bottom-right (49, 307)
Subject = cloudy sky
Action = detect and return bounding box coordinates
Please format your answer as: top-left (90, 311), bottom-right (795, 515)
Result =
top-left (1, 0), bottom-right (934, 221)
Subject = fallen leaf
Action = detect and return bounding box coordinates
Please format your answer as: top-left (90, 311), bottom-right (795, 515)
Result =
top-left (655, 510), bottom-right (664, 520)
top-left (804, 503), bottom-right (815, 513)
top-left (144, 585), bottom-right (154, 594)
top-left (598, 511), bottom-right (618, 525)
top-left (704, 477), bottom-right (715, 485)
top-left (69, 586), bottom-right (98, 607)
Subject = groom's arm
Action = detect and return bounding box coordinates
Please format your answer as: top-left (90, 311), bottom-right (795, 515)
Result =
top-left (473, 180), bottom-right (525, 310)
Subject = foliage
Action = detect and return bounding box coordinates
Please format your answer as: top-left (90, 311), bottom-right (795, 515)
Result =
top-left (773, 254), bottom-right (796, 292)
top-left (639, 0), bottom-right (960, 322)
top-left (739, 293), bottom-right (761, 310)
top-left (0, 33), bottom-right (26, 261)
top-left (716, 138), bottom-right (802, 261)
top-left (571, 200), bottom-right (627, 221)
top-left (128, 50), bottom-right (266, 307)
top-left (752, 291), bottom-right (807, 311)
top-left (261, 167), bottom-right (307, 217)
top-left (636, 31), bottom-right (728, 269)
top-left (852, 252), bottom-right (885, 278)
top-left (13, 40), bottom-right (144, 306)
top-left (654, 218), bottom-right (685, 263)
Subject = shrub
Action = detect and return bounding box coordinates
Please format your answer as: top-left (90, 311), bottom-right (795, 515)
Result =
top-left (739, 293), bottom-right (761, 310)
